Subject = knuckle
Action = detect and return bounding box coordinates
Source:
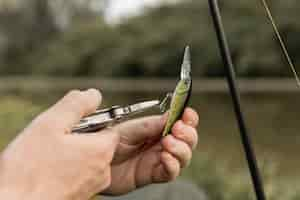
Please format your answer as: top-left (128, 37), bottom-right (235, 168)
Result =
top-left (65, 90), bottom-right (85, 114)
top-left (175, 125), bottom-right (198, 148)
top-left (172, 121), bottom-right (182, 133)
top-left (67, 90), bottom-right (82, 100)
top-left (84, 89), bottom-right (101, 110)
top-left (173, 127), bottom-right (184, 139)
top-left (67, 89), bottom-right (100, 116)
top-left (162, 135), bottom-right (174, 150)
top-left (140, 116), bottom-right (162, 133)
top-left (68, 90), bottom-right (87, 106)
top-left (141, 119), bottom-right (153, 132)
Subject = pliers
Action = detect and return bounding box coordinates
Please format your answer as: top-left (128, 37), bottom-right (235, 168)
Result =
top-left (72, 100), bottom-right (161, 133)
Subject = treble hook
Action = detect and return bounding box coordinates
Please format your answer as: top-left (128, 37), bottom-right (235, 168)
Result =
top-left (159, 93), bottom-right (172, 112)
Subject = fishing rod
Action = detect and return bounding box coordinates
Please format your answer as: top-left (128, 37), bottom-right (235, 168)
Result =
top-left (207, 0), bottom-right (267, 199)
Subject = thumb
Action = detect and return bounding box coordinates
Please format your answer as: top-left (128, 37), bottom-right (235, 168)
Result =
top-left (112, 114), bottom-right (167, 145)
top-left (36, 89), bottom-right (102, 132)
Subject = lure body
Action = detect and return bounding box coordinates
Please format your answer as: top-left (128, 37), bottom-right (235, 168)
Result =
top-left (162, 46), bottom-right (192, 136)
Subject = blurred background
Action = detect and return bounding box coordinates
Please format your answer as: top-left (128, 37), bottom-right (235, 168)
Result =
top-left (1, 0), bottom-right (300, 199)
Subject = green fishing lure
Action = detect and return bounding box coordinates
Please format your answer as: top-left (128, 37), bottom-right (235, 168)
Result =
top-left (162, 46), bottom-right (192, 136)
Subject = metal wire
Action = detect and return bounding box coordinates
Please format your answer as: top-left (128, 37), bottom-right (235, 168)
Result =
top-left (260, 0), bottom-right (300, 87)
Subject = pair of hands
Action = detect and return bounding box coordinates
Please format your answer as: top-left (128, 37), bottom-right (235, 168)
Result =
top-left (0, 89), bottom-right (199, 200)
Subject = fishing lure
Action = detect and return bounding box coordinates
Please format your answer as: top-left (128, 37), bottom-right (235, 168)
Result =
top-left (73, 46), bottom-right (192, 135)
top-left (162, 46), bottom-right (192, 136)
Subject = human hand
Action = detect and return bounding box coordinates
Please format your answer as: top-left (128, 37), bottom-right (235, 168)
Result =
top-left (0, 89), bottom-right (119, 200)
top-left (103, 107), bottom-right (199, 196)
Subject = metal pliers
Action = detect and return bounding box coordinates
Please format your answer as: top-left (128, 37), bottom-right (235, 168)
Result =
top-left (72, 100), bottom-right (161, 133)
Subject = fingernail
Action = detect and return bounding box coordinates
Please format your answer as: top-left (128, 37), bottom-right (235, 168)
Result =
top-left (85, 88), bottom-right (100, 95)
top-left (83, 88), bottom-right (93, 93)
top-left (84, 88), bottom-right (102, 101)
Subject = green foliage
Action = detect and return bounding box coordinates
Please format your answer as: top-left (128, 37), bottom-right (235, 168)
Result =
top-left (2, 0), bottom-right (300, 77)
top-left (0, 96), bottom-right (43, 149)
top-left (183, 153), bottom-right (300, 200)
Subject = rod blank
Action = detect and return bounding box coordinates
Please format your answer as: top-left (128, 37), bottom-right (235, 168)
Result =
top-left (207, 0), bottom-right (266, 199)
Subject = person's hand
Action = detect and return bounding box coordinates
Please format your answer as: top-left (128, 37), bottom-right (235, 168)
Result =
top-left (103, 107), bottom-right (199, 195)
top-left (0, 89), bottom-right (120, 200)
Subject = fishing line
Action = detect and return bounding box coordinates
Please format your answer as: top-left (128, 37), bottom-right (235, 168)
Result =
top-left (208, 0), bottom-right (267, 199)
top-left (260, 0), bottom-right (300, 87)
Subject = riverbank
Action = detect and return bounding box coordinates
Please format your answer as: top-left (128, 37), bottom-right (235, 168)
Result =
top-left (1, 77), bottom-right (300, 93)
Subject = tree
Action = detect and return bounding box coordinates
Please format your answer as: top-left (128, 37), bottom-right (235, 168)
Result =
top-left (2, 0), bottom-right (300, 77)
top-left (0, 0), bottom-right (108, 74)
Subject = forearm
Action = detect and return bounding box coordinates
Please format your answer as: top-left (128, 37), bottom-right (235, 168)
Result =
top-left (0, 188), bottom-right (34, 200)
top-left (0, 184), bottom-right (67, 200)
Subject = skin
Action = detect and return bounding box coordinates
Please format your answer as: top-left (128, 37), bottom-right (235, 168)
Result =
top-left (0, 89), bottom-right (199, 200)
